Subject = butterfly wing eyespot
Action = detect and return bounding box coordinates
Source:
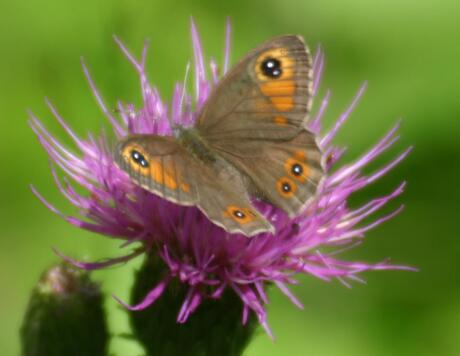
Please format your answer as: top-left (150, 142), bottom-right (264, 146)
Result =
top-left (130, 149), bottom-right (149, 168)
top-left (285, 156), bottom-right (310, 183)
top-left (121, 144), bottom-right (150, 172)
top-left (255, 48), bottom-right (295, 82)
top-left (224, 205), bottom-right (257, 224)
top-left (276, 177), bottom-right (297, 198)
top-left (260, 57), bottom-right (282, 78)
top-left (121, 144), bottom-right (178, 190)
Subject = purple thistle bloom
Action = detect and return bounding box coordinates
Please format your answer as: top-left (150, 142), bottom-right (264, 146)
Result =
top-left (30, 21), bottom-right (414, 337)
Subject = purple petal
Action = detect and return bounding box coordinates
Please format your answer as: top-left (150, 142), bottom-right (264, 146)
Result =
top-left (81, 58), bottom-right (125, 137)
top-left (113, 276), bottom-right (170, 311)
top-left (321, 82), bottom-right (367, 148)
top-left (223, 18), bottom-right (232, 74)
top-left (53, 247), bottom-right (143, 270)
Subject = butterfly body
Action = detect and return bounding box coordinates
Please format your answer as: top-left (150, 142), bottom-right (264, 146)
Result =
top-left (176, 127), bottom-right (218, 164)
top-left (115, 35), bottom-right (325, 237)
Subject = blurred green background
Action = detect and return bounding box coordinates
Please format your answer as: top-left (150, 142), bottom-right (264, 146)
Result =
top-left (1, 0), bottom-right (459, 355)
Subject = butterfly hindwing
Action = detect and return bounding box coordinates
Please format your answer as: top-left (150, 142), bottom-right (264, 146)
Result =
top-left (197, 35), bottom-right (313, 142)
top-left (114, 134), bottom-right (274, 236)
top-left (193, 175), bottom-right (274, 237)
top-left (212, 129), bottom-right (324, 217)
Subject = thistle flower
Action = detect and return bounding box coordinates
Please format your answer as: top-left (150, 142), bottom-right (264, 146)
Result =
top-left (30, 21), bottom-right (413, 337)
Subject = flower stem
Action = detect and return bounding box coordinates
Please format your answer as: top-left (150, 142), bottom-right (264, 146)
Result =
top-left (130, 256), bottom-right (258, 356)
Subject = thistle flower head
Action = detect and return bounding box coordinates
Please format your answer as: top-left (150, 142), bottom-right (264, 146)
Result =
top-left (31, 21), bottom-right (413, 336)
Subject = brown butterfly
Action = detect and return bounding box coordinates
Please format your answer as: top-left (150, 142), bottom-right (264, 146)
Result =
top-left (114, 36), bottom-right (324, 237)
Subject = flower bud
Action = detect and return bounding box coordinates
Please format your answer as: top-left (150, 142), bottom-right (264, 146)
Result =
top-left (20, 263), bottom-right (109, 356)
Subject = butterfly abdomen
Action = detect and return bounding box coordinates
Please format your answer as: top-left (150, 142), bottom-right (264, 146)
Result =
top-left (177, 127), bottom-right (217, 165)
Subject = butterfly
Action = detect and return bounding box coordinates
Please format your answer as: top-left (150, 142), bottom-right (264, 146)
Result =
top-left (114, 35), bottom-right (325, 237)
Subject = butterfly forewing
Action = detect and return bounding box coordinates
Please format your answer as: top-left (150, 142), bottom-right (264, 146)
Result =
top-left (197, 35), bottom-right (313, 142)
top-left (114, 135), bottom-right (199, 205)
top-left (191, 175), bottom-right (275, 237)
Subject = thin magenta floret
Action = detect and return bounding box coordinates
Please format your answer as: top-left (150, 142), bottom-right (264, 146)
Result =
top-left (30, 21), bottom-right (414, 336)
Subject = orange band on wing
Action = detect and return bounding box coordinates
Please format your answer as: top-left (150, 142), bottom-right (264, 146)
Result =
top-left (260, 81), bottom-right (295, 96)
top-left (149, 161), bottom-right (178, 190)
top-left (285, 157), bottom-right (310, 183)
top-left (274, 115), bottom-right (288, 126)
top-left (294, 150), bottom-right (306, 161)
top-left (180, 182), bottom-right (190, 193)
top-left (121, 144), bottom-right (191, 192)
top-left (260, 80), bottom-right (296, 112)
top-left (269, 96), bottom-right (294, 111)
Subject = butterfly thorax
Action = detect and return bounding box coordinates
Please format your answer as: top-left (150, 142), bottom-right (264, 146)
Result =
top-left (177, 127), bottom-right (217, 164)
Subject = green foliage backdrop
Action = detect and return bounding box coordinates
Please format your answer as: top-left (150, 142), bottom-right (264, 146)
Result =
top-left (1, 0), bottom-right (459, 355)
